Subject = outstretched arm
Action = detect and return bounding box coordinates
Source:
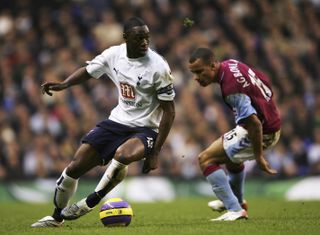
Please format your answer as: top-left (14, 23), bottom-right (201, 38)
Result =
top-left (41, 67), bottom-right (92, 96)
top-left (241, 114), bottom-right (277, 175)
top-left (142, 100), bottom-right (175, 174)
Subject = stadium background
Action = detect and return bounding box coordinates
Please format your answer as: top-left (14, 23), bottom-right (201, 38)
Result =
top-left (0, 0), bottom-right (319, 202)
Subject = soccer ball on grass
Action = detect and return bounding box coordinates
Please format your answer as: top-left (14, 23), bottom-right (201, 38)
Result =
top-left (99, 198), bottom-right (133, 227)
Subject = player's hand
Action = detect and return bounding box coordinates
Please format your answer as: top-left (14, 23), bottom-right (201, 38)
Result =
top-left (142, 152), bottom-right (159, 174)
top-left (256, 156), bottom-right (277, 175)
top-left (41, 82), bottom-right (67, 96)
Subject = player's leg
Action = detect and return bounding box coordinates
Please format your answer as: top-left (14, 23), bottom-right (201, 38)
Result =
top-left (212, 128), bottom-right (281, 214)
top-left (31, 143), bottom-right (101, 227)
top-left (226, 162), bottom-right (248, 210)
top-left (61, 120), bottom-right (155, 220)
top-left (209, 162), bottom-right (248, 212)
top-left (199, 137), bottom-right (243, 211)
top-left (84, 138), bottom-right (145, 208)
top-left (207, 126), bottom-right (256, 220)
top-left (83, 129), bottom-right (156, 210)
top-left (62, 137), bottom-right (146, 220)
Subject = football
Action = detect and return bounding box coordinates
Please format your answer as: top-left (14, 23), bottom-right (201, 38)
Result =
top-left (99, 198), bottom-right (133, 227)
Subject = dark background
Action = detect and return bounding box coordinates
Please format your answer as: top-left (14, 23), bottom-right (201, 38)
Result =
top-left (0, 0), bottom-right (319, 180)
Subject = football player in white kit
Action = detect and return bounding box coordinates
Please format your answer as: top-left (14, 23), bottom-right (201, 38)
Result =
top-left (32, 17), bottom-right (175, 227)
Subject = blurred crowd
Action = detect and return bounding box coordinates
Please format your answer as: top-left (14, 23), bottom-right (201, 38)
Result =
top-left (1, 0), bottom-right (320, 181)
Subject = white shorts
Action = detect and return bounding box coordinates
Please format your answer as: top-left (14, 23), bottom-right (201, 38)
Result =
top-left (223, 125), bottom-right (280, 164)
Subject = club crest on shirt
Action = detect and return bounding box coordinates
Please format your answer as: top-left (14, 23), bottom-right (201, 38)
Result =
top-left (137, 75), bottom-right (143, 86)
top-left (120, 82), bottom-right (135, 99)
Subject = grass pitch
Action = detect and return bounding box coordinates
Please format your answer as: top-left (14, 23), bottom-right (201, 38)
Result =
top-left (0, 197), bottom-right (319, 235)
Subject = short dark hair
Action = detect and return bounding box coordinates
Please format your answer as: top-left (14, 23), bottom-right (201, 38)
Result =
top-left (189, 48), bottom-right (214, 64)
top-left (123, 17), bottom-right (146, 33)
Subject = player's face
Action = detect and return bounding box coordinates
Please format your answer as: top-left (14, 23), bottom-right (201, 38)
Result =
top-left (124, 25), bottom-right (150, 58)
top-left (188, 58), bottom-right (217, 87)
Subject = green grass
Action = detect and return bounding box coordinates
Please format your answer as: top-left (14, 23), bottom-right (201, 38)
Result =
top-left (0, 197), bottom-right (319, 235)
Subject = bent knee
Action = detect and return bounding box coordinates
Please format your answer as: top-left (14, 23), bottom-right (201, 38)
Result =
top-left (198, 152), bottom-right (215, 169)
top-left (65, 163), bottom-right (80, 179)
top-left (198, 152), bottom-right (208, 164)
top-left (114, 147), bottom-right (142, 164)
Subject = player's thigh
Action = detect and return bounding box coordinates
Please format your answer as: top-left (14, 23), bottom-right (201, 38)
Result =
top-left (114, 137), bottom-right (145, 164)
top-left (199, 137), bottom-right (230, 166)
top-left (66, 143), bottom-right (101, 178)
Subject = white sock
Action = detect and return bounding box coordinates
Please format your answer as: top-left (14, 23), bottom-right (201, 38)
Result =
top-left (95, 159), bottom-right (128, 194)
top-left (54, 168), bottom-right (78, 209)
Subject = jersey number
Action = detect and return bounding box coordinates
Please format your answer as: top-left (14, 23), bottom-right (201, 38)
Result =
top-left (248, 69), bottom-right (272, 101)
top-left (225, 129), bottom-right (237, 141)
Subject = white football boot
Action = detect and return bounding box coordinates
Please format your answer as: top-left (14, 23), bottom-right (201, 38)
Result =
top-left (61, 198), bottom-right (93, 220)
top-left (210, 209), bottom-right (248, 221)
top-left (31, 216), bottom-right (64, 227)
top-left (208, 199), bottom-right (248, 212)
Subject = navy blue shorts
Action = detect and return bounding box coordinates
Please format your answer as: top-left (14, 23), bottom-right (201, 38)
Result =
top-left (82, 119), bottom-right (158, 165)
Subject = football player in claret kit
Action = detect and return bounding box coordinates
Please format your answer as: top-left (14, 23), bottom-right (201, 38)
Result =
top-left (31, 17), bottom-right (175, 227)
top-left (188, 48), bottom-right (281, 221)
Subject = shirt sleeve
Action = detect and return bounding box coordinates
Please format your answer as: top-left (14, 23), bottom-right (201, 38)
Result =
top-left (85, 47), bottom-right (116, 79)
top-left (225, 93), bottom-right (257, 124)
top-left (154, 62), bottom-right (175, 101)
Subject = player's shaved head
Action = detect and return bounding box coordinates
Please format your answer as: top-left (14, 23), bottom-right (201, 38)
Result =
top-left (189, 48), bottom-right (215, 65)
top-left (123, 17), bottom-right (146, 34)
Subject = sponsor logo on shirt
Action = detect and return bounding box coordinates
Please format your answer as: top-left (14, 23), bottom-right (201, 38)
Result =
top-left (119, 82), bottom-right (143, 107)
top-left (120, 98), bottom-right (143, 107)
top-left (120, 82), bottom-right (135, 99)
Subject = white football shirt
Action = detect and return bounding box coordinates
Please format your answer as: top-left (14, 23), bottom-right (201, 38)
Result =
top-left (86, 43), bottom-right (175, 132)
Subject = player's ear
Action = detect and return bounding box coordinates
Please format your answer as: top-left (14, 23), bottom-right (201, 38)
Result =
top-left (211, 61), bottom-right (219, 71)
